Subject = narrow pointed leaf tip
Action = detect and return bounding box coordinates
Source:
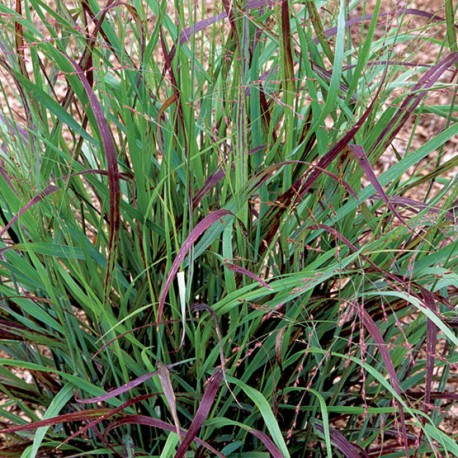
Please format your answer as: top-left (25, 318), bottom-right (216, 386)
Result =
top-left (359, 308), bottom-right (408, 452)
top-left (315, 422), bottom-right (368, 458)
top-left (0, 184), bottom-right (59, 239)
top-left (175, 368), bottom-right (224, 458)
top-left (77, 370), bottom-right (158, 403)
top-left (348, 144), bottom-right (408, 227)
top-left (225, 262), bottom-right (272, 289)
top-left (103, 415), bottom-right (224, 457)
top-left (157, 362), bottom-right (181, 441)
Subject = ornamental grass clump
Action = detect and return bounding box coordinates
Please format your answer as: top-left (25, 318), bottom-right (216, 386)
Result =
top-left (0, 0), bottom-right (457, 456)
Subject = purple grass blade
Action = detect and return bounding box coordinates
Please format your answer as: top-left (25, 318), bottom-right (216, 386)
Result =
top-left (167, 1), bottom-right (274, 68)
top-left (193, 166), bottom-right (228, 208)
top-left (159, 30), bottom-right (185, 134)
top-left (221, 0), bottom-right (239, 50)
top-left (359, 306), bottom-right (402, 394)
top-left (310, 223), bottom-right (449, 448)
top-left (62, 393), bottom-right (156, 445)
top-left (0, 319), bottom-right (26, 339)
top-left (0, 113), bottom-right (29, 144)
top-left (373, 194), bottom-right (455, 221)
top-left (359, 307), bottom-right (408, 453)
top-left (0, 184), bottom-right (58, 239)
top-left (181, 12), bottom-right (227, 46)
top-left (371, 52), bottom-right (458, 155)
top-left (259, 69), bottom-right (387, 255)
top-left (80, 0), bottom-right (139, 73)
top-left (158, 209), bottom-right (233, 326)
top-left (285, 159), bottom-right (359, 199)
top-left (255, 62), bottom-right (359, 103)
top-left (191, 156), bottom-right (358, 211)
top-left (299, 66), bottom-right (386, 199)
top-left (422, 290), bottom-right (438, 414)
top-left (224, 262), bottom-right (272, 290)
top-left (319, 9), bottom-right (457, 44)
top-left (0, 158), bottom-right (16, 192)
top-left (91, 319), bottom-right (181, 360)
top-left (248, 145), bottom-right (267, 156)
top-left (77, 370), bottom-right (158, 403)
top-left (406, 391), bottom-right (458, 401)
top-left (104, 415), bottom-right (225, 458)
top-left (348, 144), bottom-right (408, 227)
top-left (182, 0), bottom-right (272, 47)
top-left (62, 54), bottom-right (121, 288)
top-left (63, 168), bottom-right (133, 182)
top-left (280, 0), bottom-right (294, 83)
top-left (249, 428), bottom-right (283, 458)
top-left (0, 169), bottom-right (132, 257)
top-left (342, 60), bottom-right (442, 71)
top-left (83, 2), bottom-right (146, 70)
top-left (312, 224), bottom-right (452, 309)
top-left (191, 303), bottom-right (226, 372)
top-left (175, 368), bottom-right (224, 458)
top-left (296, 68), bottom-right (387, 201)
top-left (315, 422), bottom-right (369, 458)
top-left (157, 362), bottom-right (181, 440)
top-left (0, 408), bottom-right (111, 434)
top-left (246, 0), bottom-right (274, 8)
top-left (82, 421), bottom-right (120, 457)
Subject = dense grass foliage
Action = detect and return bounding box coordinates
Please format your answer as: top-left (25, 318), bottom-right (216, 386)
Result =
top-left (0, 0), bottom-right (457, 456)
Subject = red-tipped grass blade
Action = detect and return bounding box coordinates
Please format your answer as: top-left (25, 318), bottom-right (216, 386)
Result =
top-left (104, 415), bottom-right (225, 457)
top-left (175, 368), bottom-right (224, 458)
top-left (224, 262), bottom-right (272, 290)
top-left (62, 54), bottom-right (121, 289)
top-left (315, 422), bottom-right (369, 458)
top-left (0, 184), bottom-right (58, 240)
top-left (158, 209), bottom-right (233, 326)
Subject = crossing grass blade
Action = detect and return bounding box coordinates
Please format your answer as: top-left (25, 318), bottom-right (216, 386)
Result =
top-left (0, 1), bottom-right (456, 456)
top-left (174, 368), bottom-right (224, 458)
top-left (103, 415), bottom-right (225, 457)
top-left (61, 54), bottom-right (121, 289)
top-left (158, 209), bottom-right (233, 326)
top-left (0, 184), bottom-right (58, 240)
top-left (228, 376), bottom-right (291, 458)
